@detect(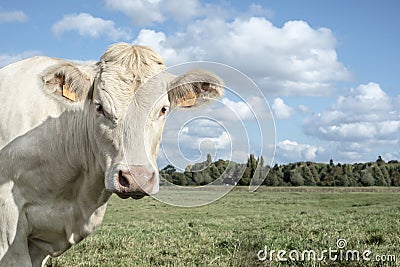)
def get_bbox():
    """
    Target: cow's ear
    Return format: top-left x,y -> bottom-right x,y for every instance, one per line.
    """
168,70 -> 224,109
42,63 -> 91,103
